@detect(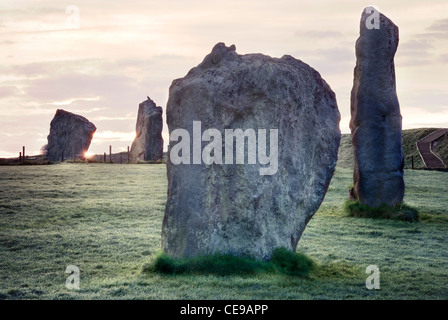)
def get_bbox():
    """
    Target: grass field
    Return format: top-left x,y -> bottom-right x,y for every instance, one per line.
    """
0,163 -> 447,300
